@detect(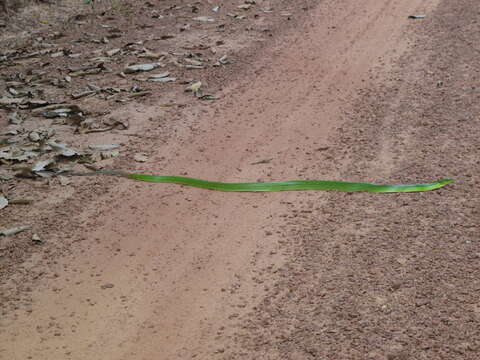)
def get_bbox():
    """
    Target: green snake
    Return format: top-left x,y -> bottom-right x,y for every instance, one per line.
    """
69,170 -> 453,193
